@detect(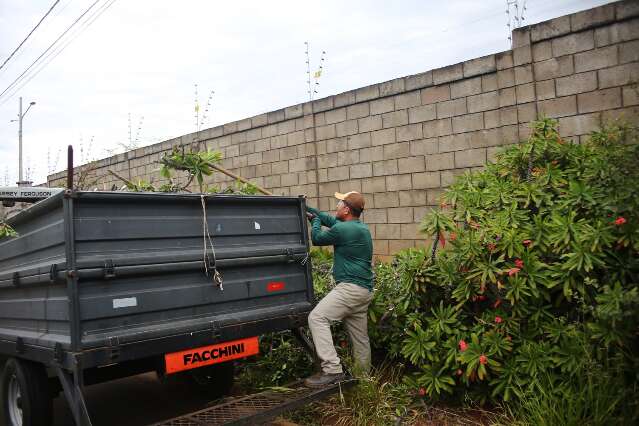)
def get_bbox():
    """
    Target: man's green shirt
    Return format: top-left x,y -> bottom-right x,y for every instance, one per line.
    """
307,207 -> 374,291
